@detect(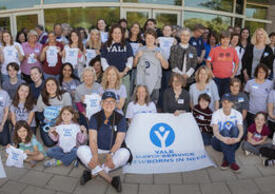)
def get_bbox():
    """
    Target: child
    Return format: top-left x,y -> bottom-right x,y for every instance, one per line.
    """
12,120 -> 45,167
2,62 -> 24,99
44,106 -> 87,167
10,83 -> 37,134
192,93 -> 213,145
242,112 -> 272,156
